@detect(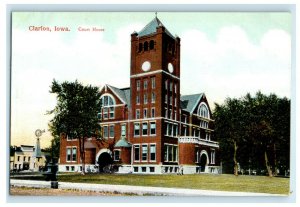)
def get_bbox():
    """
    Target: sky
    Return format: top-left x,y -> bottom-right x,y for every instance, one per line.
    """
11,12 -> 291,148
